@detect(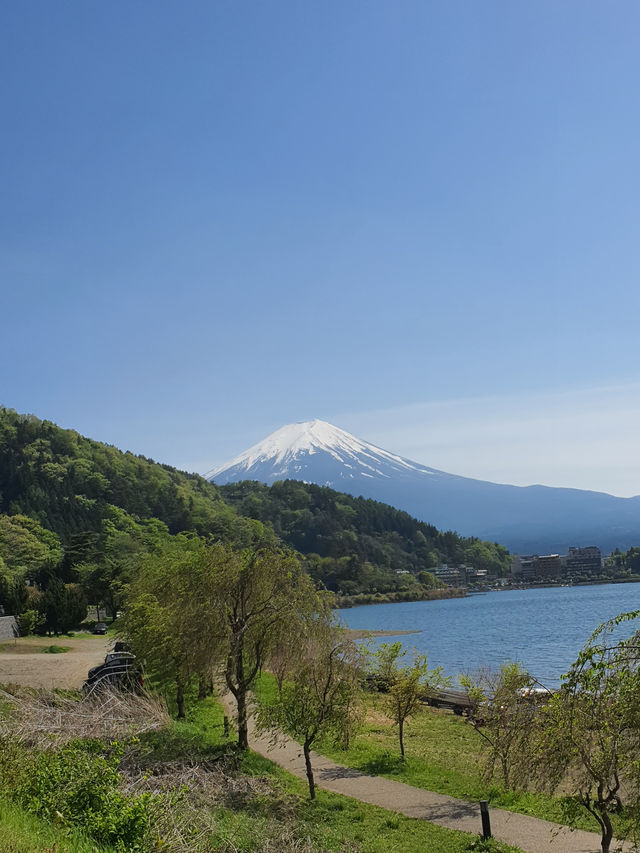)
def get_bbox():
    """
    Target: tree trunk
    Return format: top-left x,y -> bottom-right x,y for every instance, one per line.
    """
304,740 -> 316,800
236,687 -> 248,749
176,678 -> 185,719
501,755 -> 510,790
399,720 -> 405,759
198,673 -> 207,700
599,810 -> 613,853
